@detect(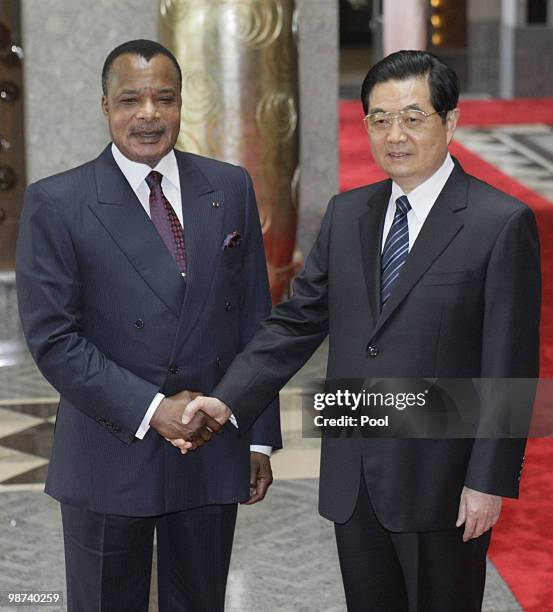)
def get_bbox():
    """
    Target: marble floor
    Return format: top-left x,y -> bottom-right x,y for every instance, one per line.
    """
455,123 -> 553,202
0,342 -> 523,611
